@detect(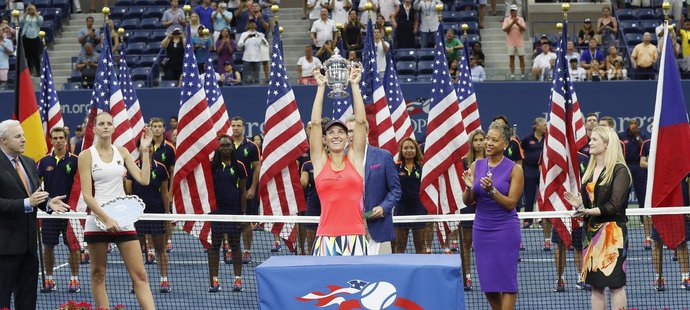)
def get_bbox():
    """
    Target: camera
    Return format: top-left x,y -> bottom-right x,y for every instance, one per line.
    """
172,29 -> 181,35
